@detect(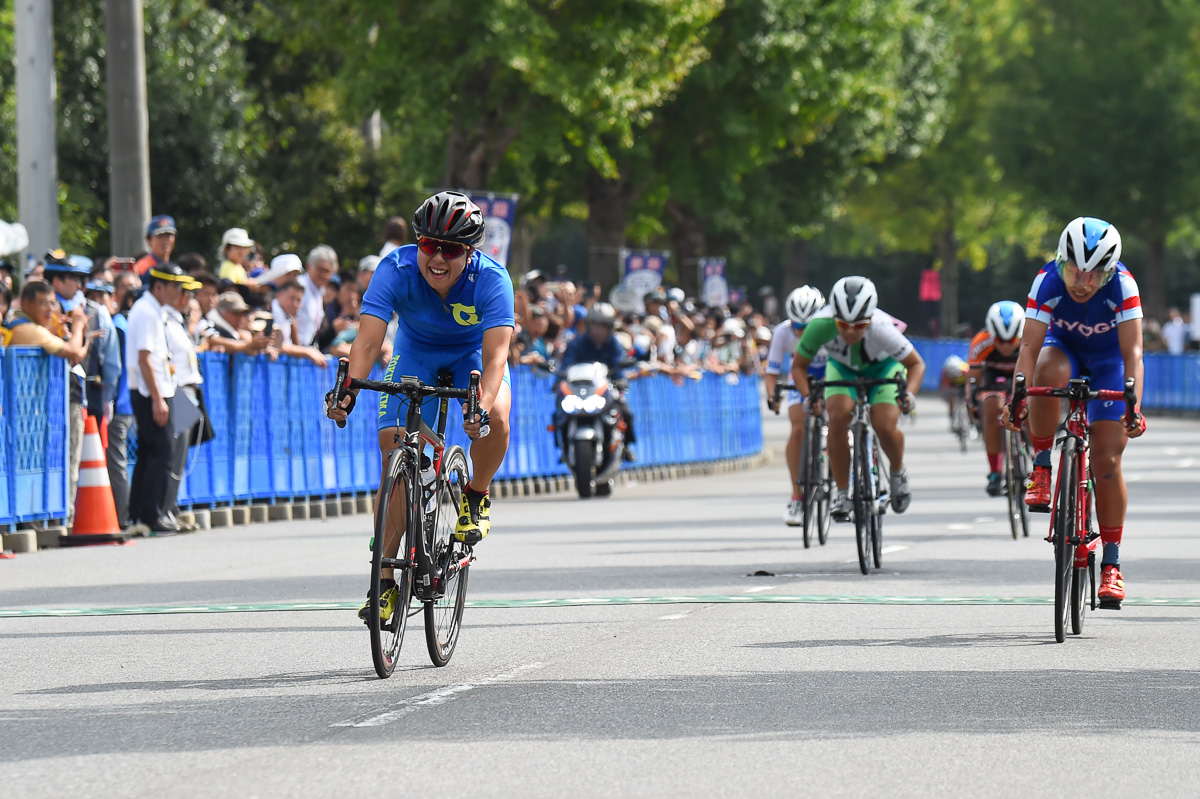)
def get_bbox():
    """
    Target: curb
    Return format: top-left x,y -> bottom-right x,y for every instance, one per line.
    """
27,449 -> 774,543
